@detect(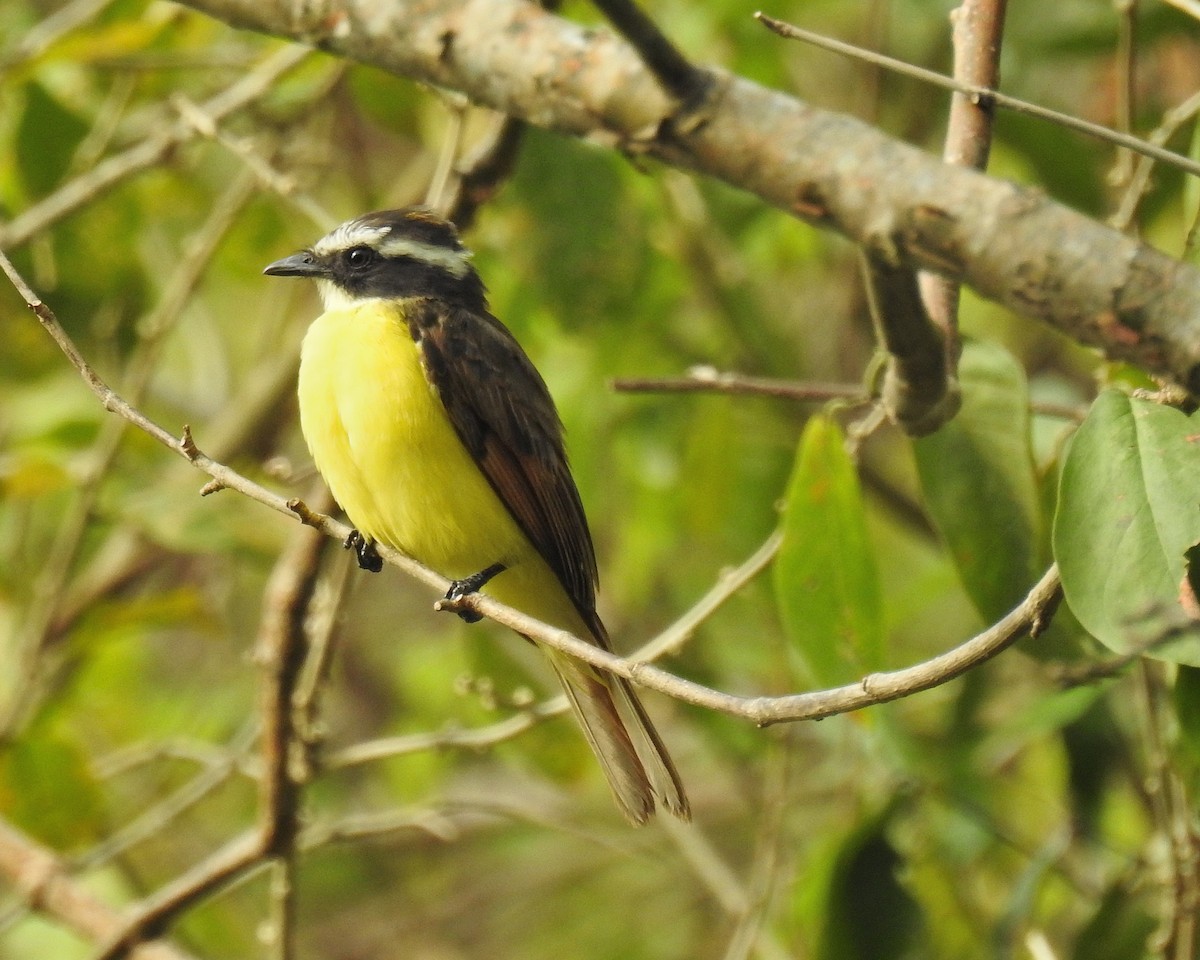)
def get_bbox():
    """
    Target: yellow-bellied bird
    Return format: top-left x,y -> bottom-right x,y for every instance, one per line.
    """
265,208 -> 688,824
